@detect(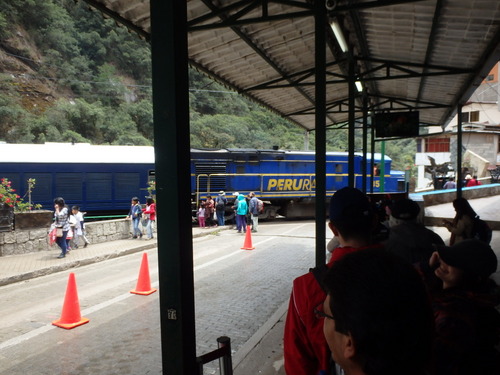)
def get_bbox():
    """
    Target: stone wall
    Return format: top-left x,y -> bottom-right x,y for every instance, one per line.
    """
0,219 -> 133,257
